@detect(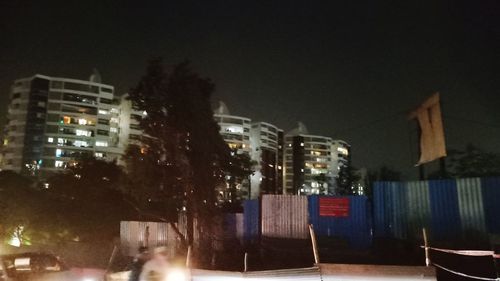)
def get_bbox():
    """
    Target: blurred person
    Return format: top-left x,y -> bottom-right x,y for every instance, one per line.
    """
139,247 -> 170,281
129,246 -> 150,281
